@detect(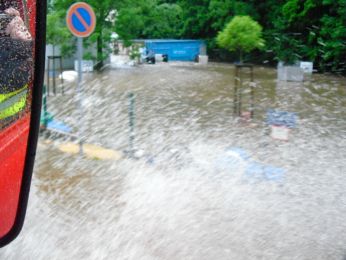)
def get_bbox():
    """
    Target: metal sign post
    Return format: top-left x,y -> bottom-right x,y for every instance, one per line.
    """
77,37 -> 83,154
66,2 -> 96,155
